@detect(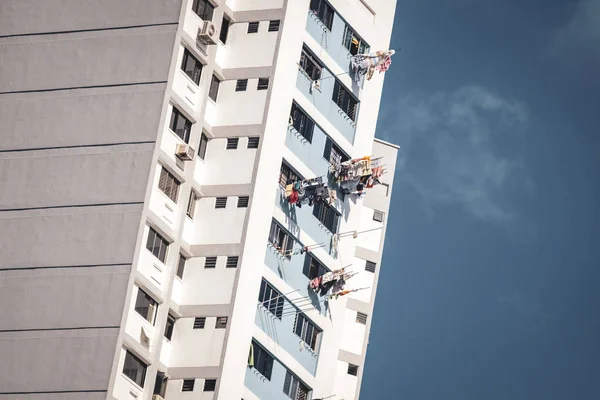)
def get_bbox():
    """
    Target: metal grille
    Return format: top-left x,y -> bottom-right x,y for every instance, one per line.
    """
182,379 -> 195,391
365,260 -> 376,273
215,197 -> 227,208
257,77 -> 269,90
237,196 -> 249,208
193,317 -> 206,329
226,138 -> 239,150
373,210 -> 385,222
215,317 -> 228,329
204,256 -> 217,268
247,137 -> 260,149
235,79 -> 248,91
347,364 -> 359,376
226,256 -> 238,268
247,21 -> 259,33
158,167 -> 180,203
356,312 -> 368,325
268,20 -> 280,32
